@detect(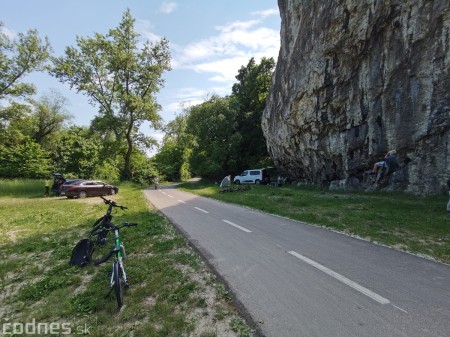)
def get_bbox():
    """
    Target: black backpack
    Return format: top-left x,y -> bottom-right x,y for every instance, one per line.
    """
69,239 -> 94,267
